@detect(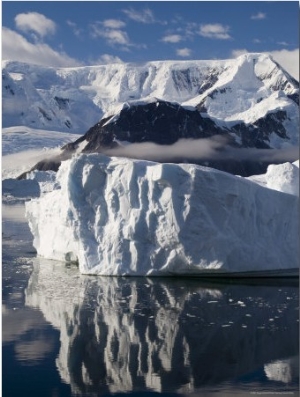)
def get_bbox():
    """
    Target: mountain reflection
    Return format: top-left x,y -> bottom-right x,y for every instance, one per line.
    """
25,259 -> 299,395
